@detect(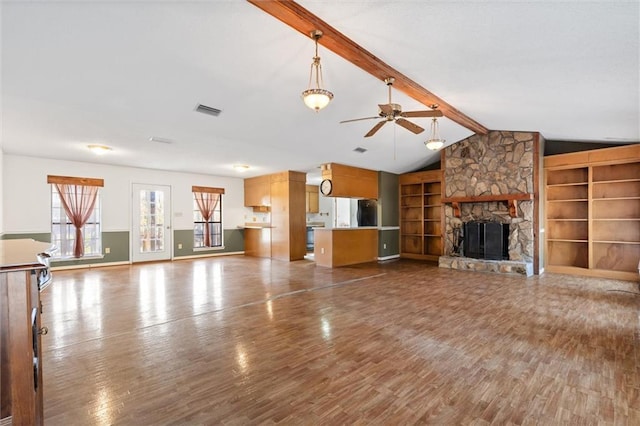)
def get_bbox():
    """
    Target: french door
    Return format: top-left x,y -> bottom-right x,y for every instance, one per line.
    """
132,184 -> 172,263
